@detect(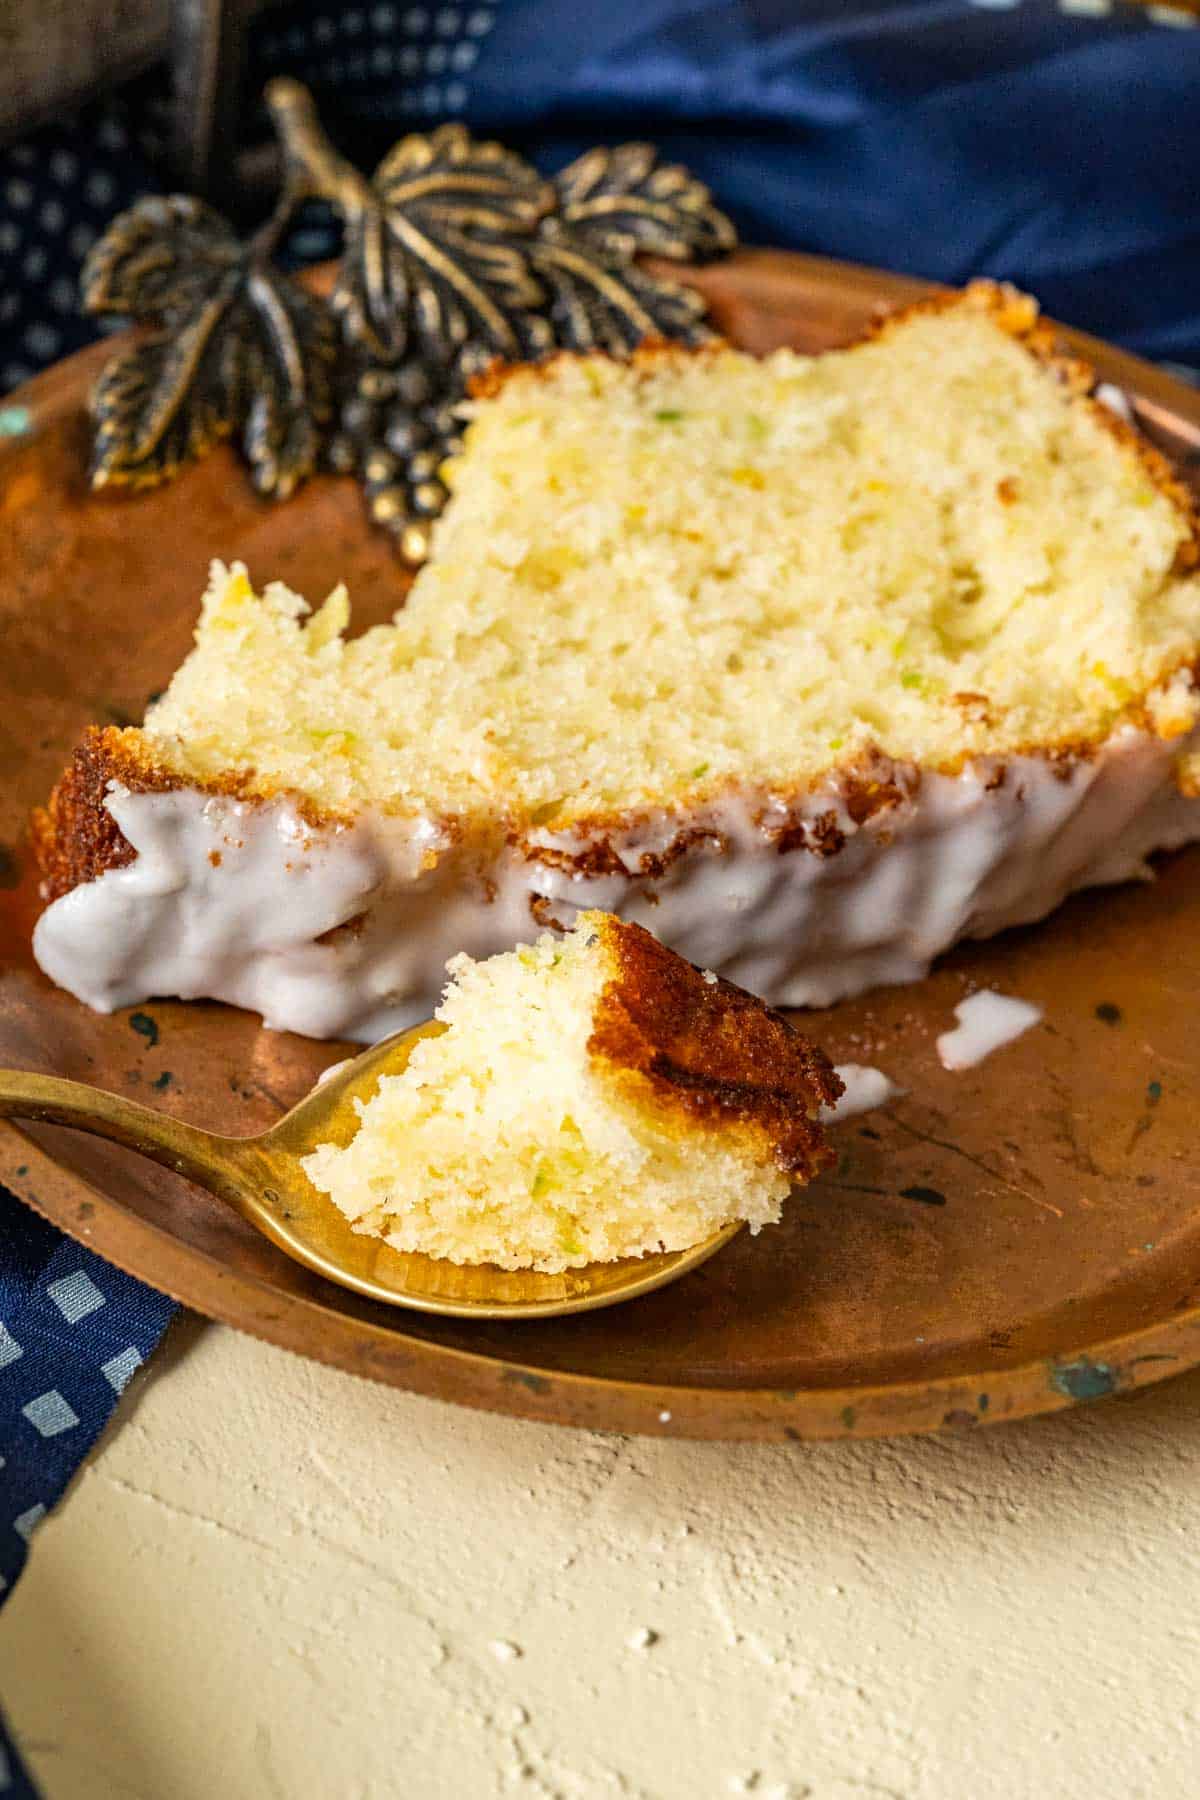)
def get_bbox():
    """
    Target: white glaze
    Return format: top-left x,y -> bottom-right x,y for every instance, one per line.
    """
315,1058 -> 354,1087
33,726 -> 1200,1041
820,1065 -> 905,1124
937,991 -> 1043,1071
1095,381 -> 1134,424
